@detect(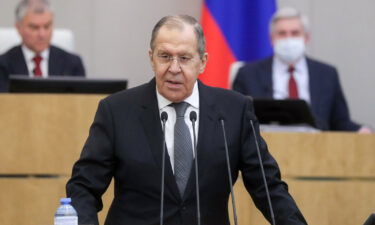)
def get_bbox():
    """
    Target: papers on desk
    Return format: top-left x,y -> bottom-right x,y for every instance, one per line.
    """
260,124 -> 321,133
